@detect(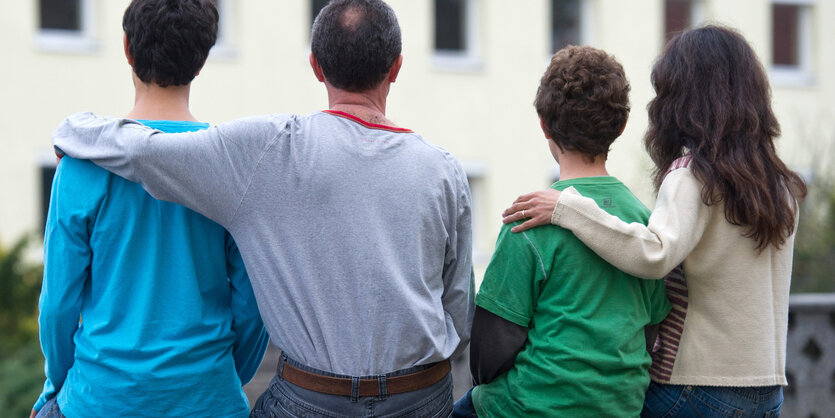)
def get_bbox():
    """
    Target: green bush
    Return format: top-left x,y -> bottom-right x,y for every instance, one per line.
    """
792,182 -> 835,293
0,340 -> 44,415
0,234 -> 45,417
